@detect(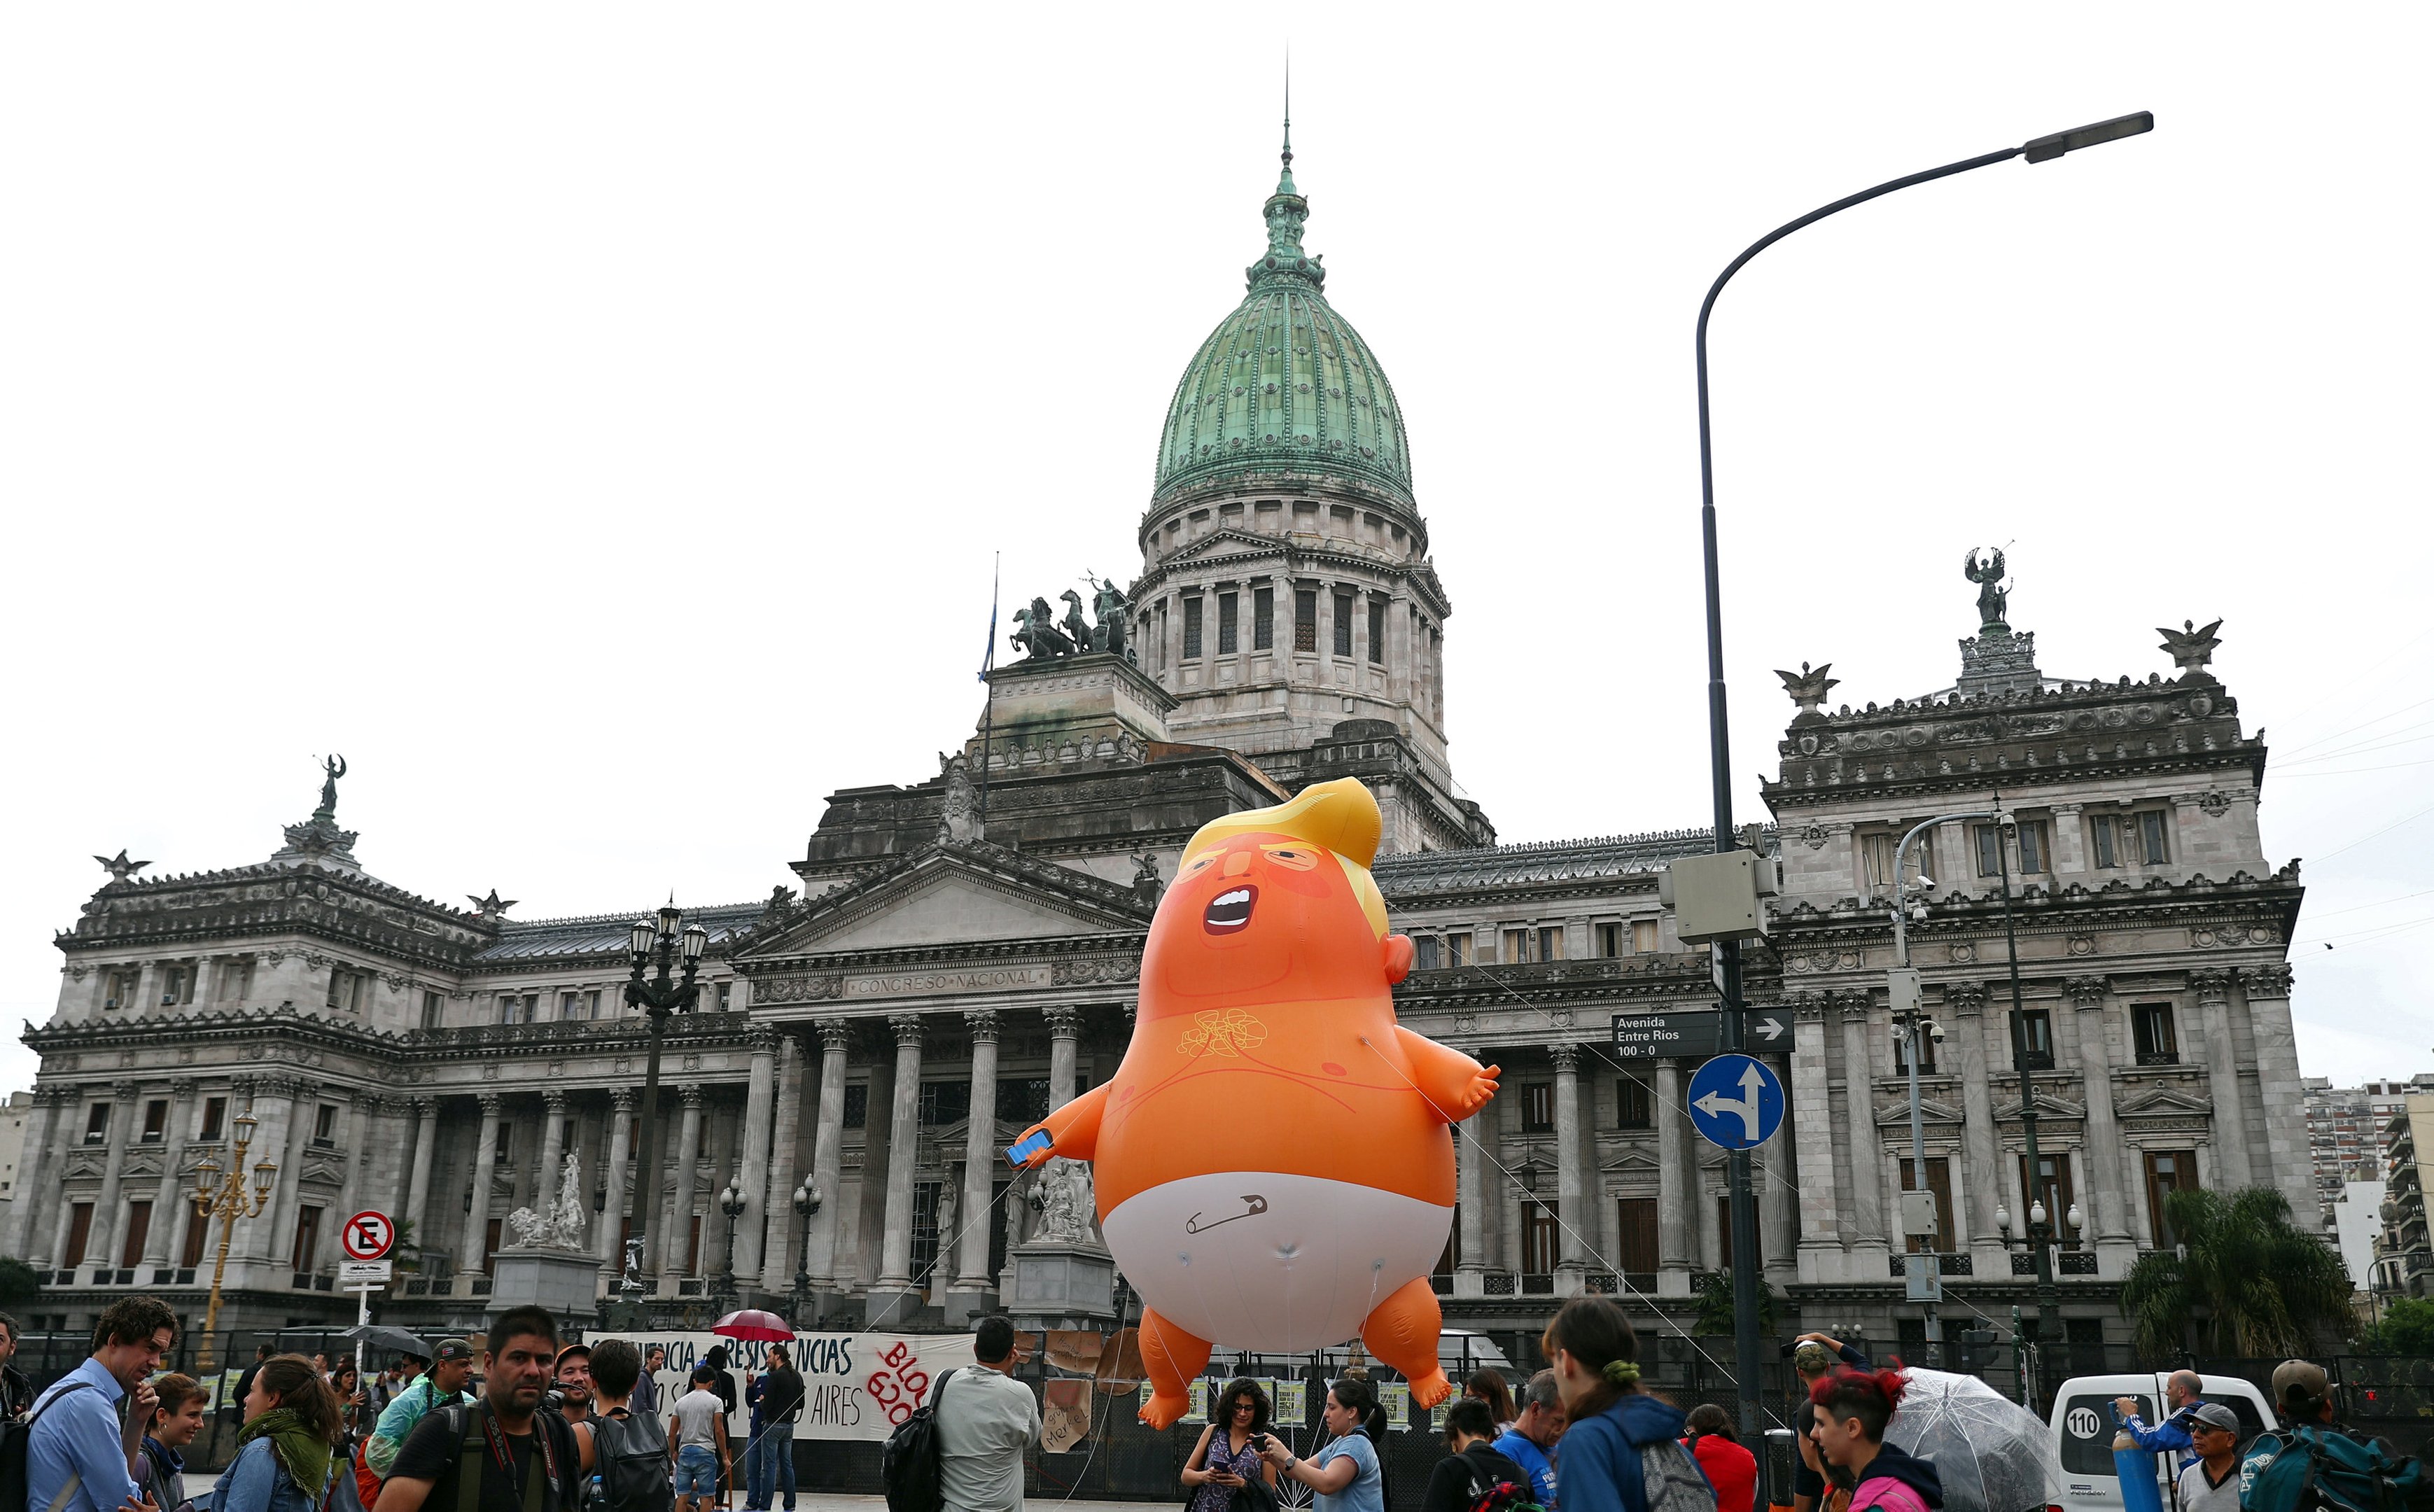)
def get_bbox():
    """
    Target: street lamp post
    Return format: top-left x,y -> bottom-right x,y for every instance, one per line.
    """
617,899 -> 709,1328
1996,1197 -> 2084,1404
715,1176 -> 746,1312
1692,110 -> 2151,1433
790,1178 -> 823,1326
190,1109 -> 279,1373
